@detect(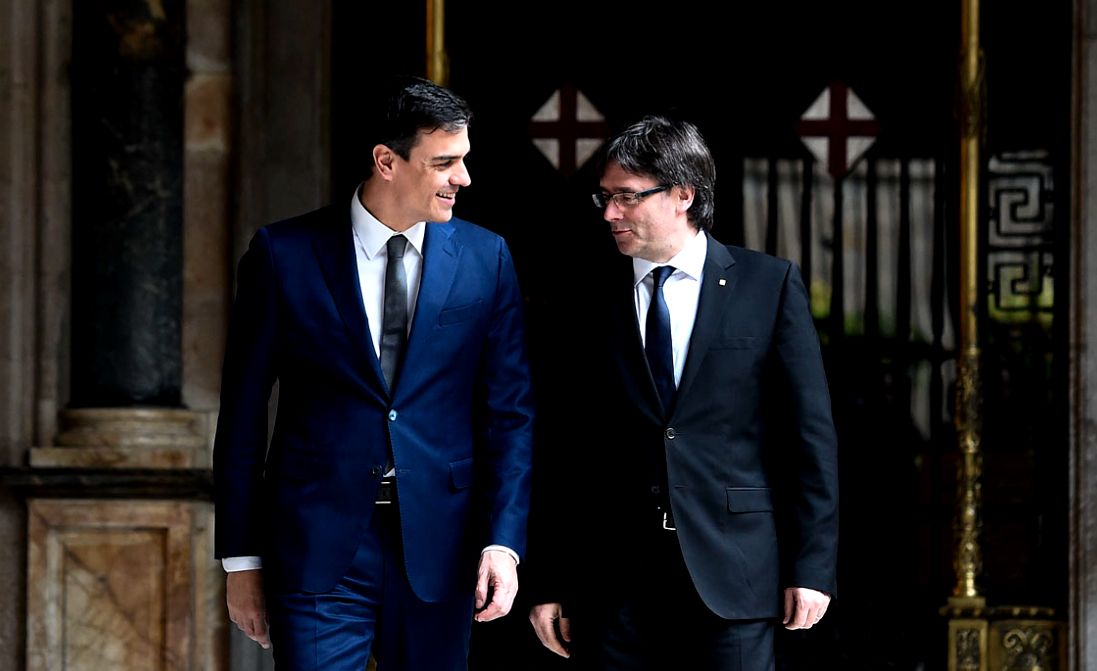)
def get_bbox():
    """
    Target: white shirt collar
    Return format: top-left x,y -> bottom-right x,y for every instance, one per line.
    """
632,229 -> 708,287
350,186 -> 426,259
